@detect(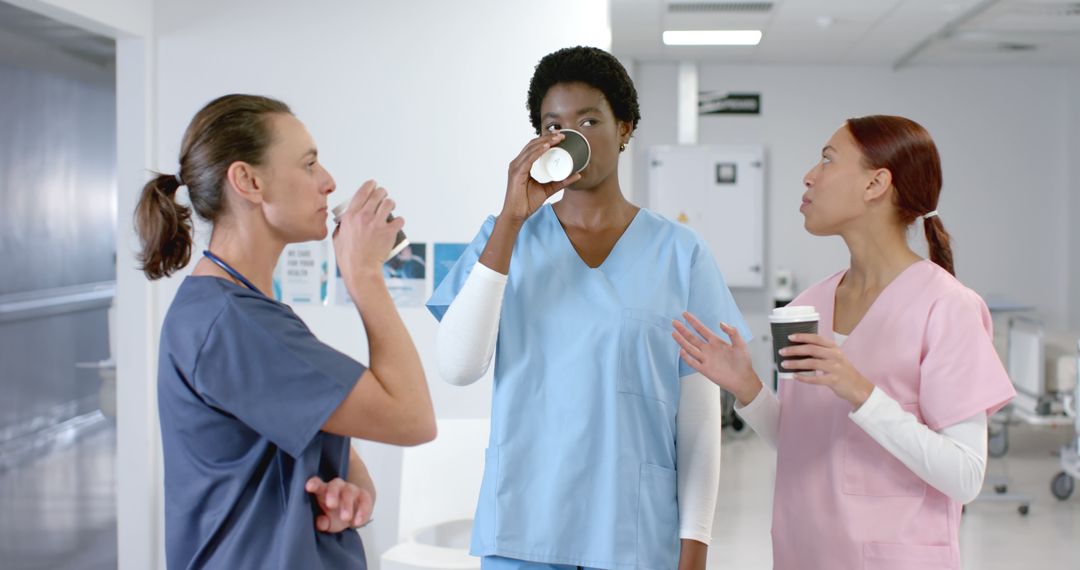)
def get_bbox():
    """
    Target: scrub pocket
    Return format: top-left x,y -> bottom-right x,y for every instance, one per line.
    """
863,542 -> 955,569
617,308 -> 680,407
842,402 -> 927,497
636,463 -> 679,570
